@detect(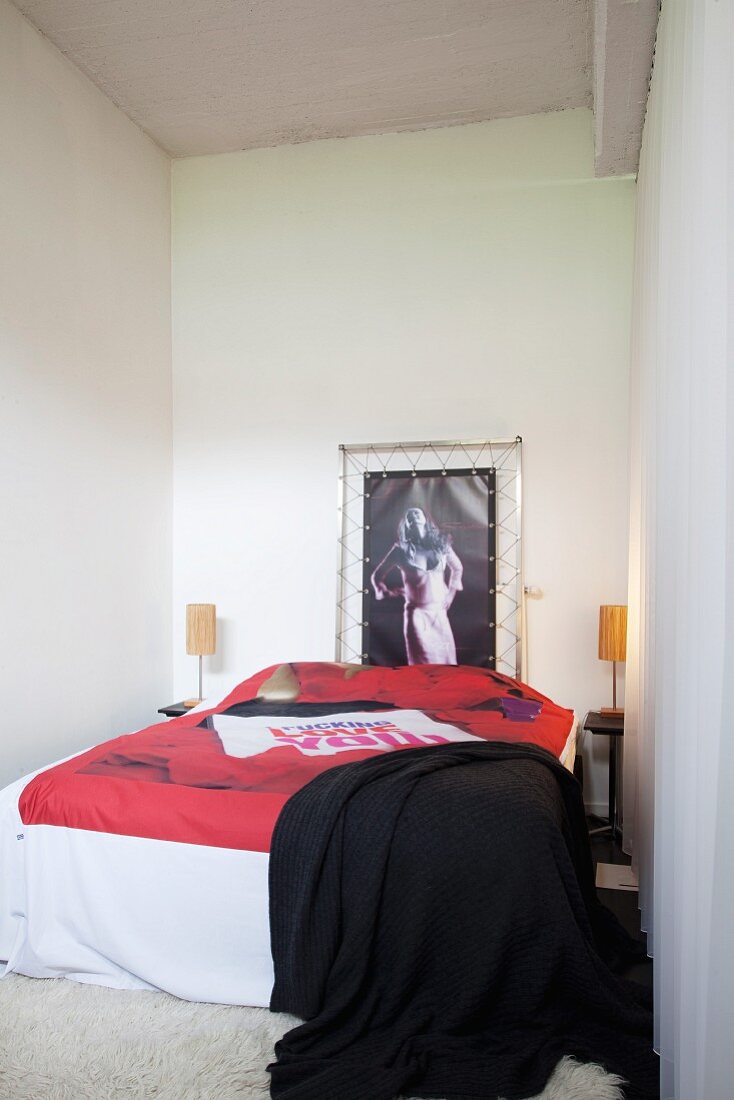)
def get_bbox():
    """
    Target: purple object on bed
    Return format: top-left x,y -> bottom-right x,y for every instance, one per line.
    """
500,696 -> 542,722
